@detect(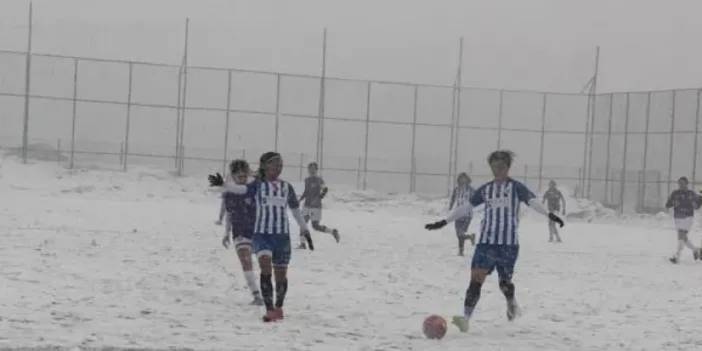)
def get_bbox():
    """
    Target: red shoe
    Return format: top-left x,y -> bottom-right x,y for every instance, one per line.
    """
262,308 -> 284,322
